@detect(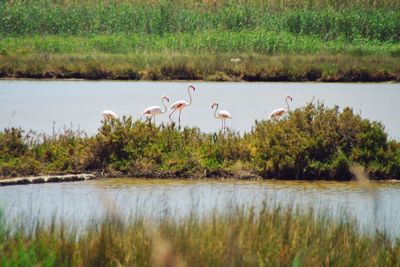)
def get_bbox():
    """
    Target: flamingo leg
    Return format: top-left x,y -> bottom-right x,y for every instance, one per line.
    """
178,109 -> 182,128
153,115 -> 156,125
223,119 -> 226,132
169,108 -> 177,123
221,119 -> 223,131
